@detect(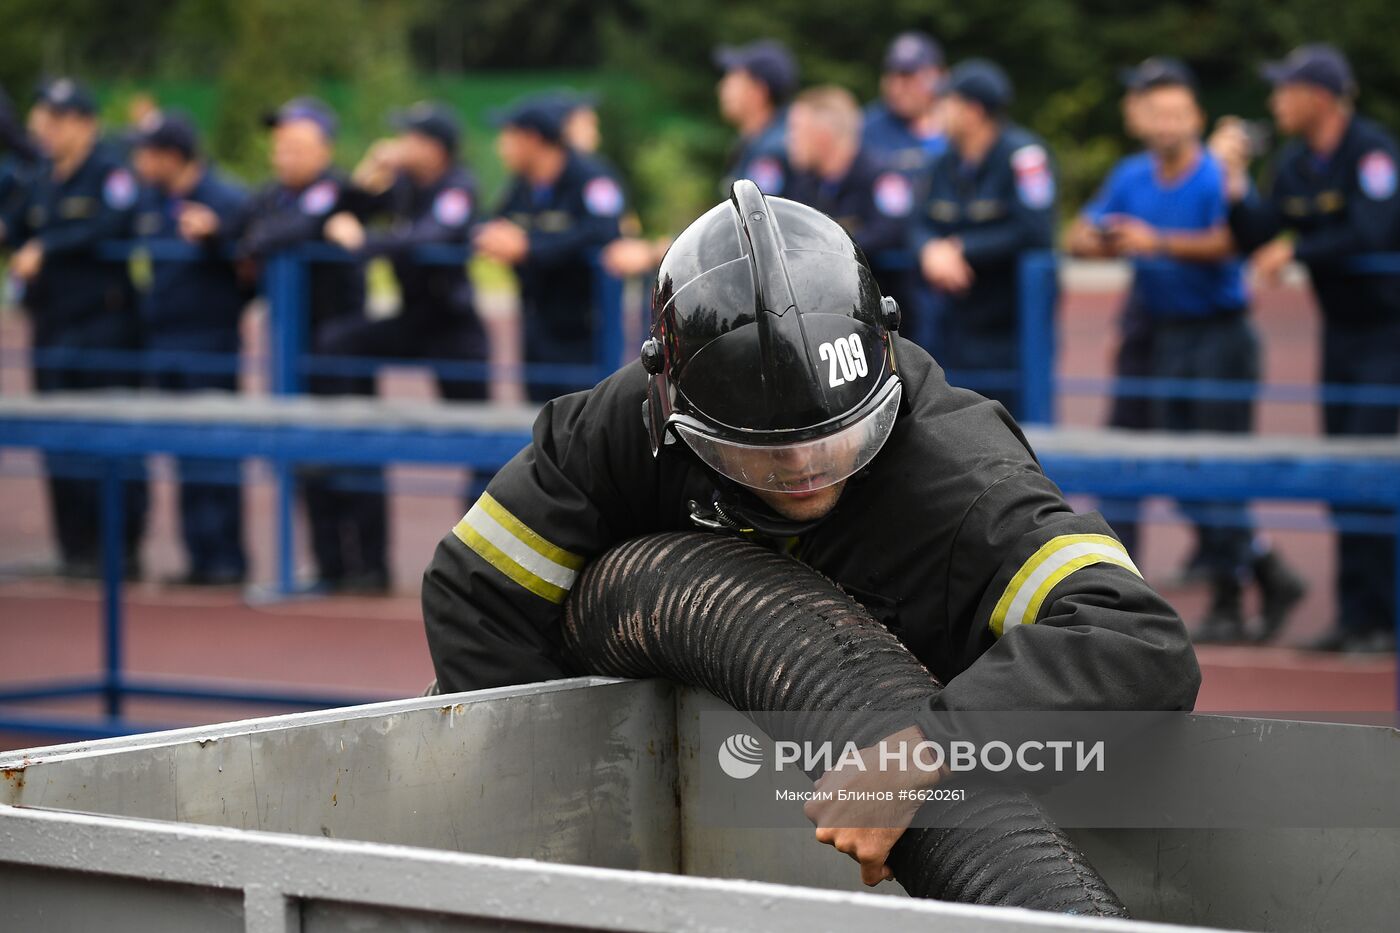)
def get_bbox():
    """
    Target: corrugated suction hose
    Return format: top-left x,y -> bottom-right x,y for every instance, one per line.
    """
563,531 -> 1129,916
